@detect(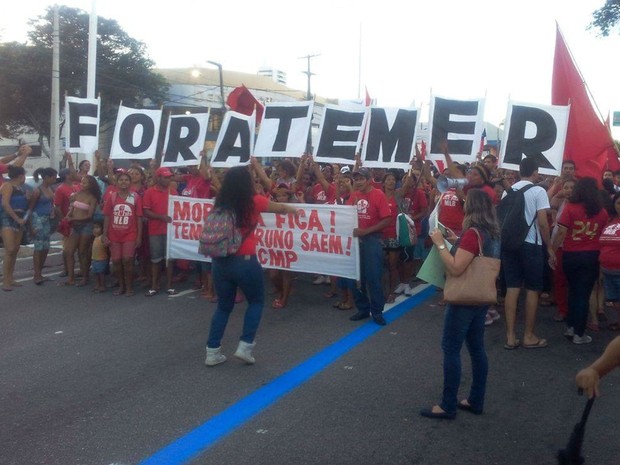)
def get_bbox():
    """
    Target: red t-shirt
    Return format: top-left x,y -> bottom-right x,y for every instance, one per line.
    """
54,183 -> 78,216
382,194 -> 399,240
237,194 -> 270,256
143,185 -> 170,236
347,187 -> 391,230
465,184 -> 497,204
180,174 -> 212,199
557,202 -> 609,252
438,189 -> 464,234
103,191 -> 143,242
404,188 -> 428,236
456,228 -> 481,255
311,182 -> 336,204
599,219 -> 620,270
